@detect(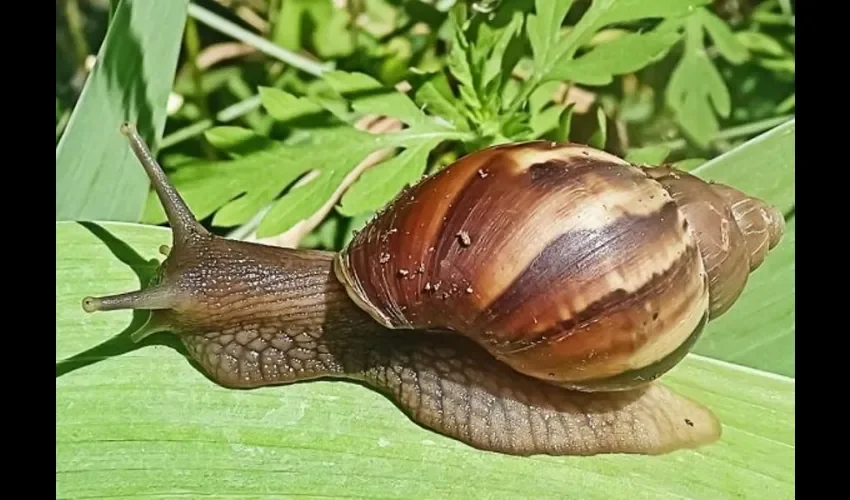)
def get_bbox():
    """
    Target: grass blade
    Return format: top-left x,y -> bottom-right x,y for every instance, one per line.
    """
56,0 -> 189,222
